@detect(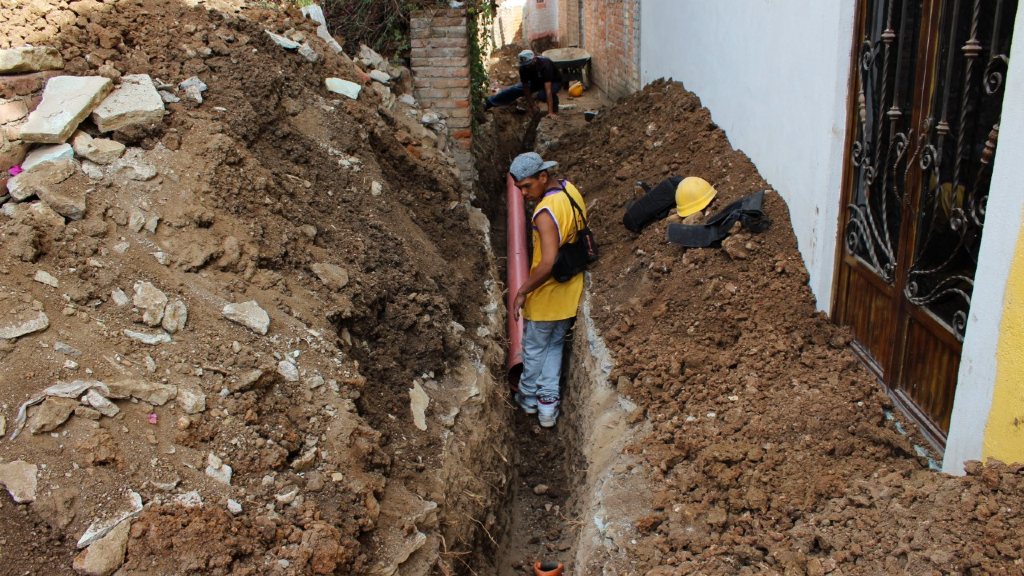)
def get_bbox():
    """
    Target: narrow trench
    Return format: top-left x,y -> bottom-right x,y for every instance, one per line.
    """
471,114 -> 600,576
